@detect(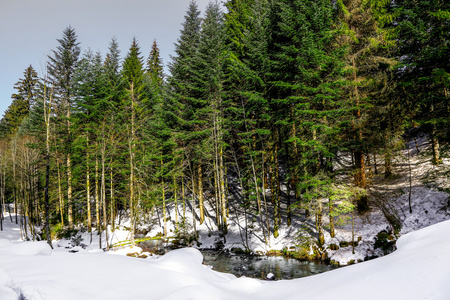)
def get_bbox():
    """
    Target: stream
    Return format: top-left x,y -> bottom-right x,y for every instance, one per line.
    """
201,250 -> 335,280
139,240 -> 336,280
